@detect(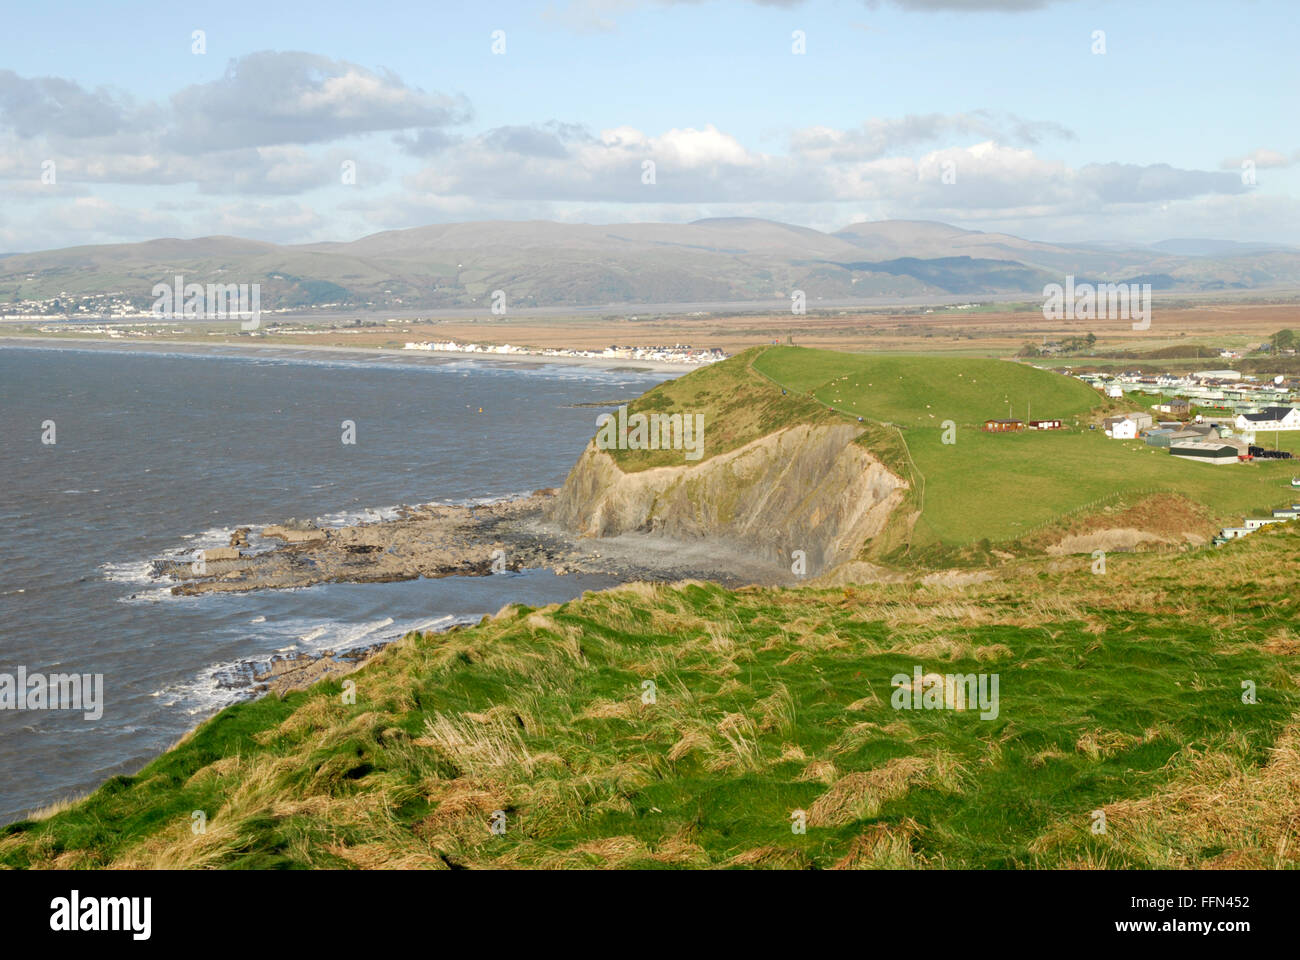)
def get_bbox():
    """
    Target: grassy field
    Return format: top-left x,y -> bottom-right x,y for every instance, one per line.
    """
752,346 -> 1105,426
5,526 -> 1299,869
902,428 -> 1298,546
